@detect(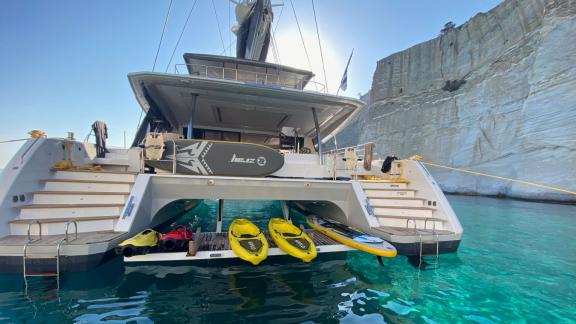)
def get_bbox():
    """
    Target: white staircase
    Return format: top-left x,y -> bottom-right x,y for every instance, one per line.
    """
360,179 -> 446,230
9,169 -> 136,236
